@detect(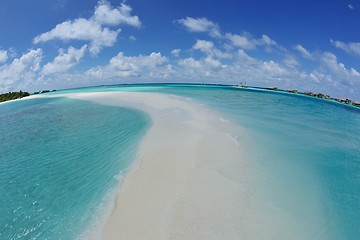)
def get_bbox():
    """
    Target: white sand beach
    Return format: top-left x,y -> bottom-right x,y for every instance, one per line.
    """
29,91 -> 309,239
65,91 -> 263,239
